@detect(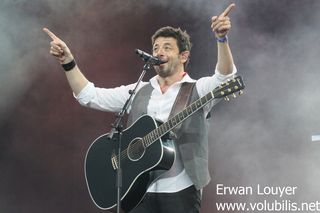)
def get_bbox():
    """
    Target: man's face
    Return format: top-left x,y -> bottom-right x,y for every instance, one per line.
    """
152,37 -> 184,78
